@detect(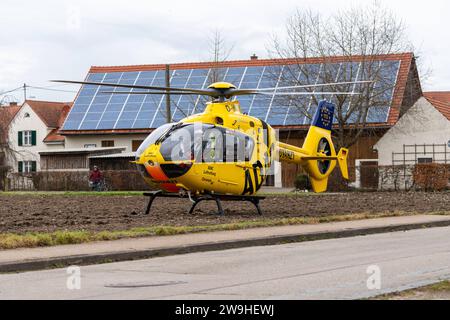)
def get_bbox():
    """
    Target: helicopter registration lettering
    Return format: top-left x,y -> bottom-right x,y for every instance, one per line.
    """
279,149 -> 294,161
